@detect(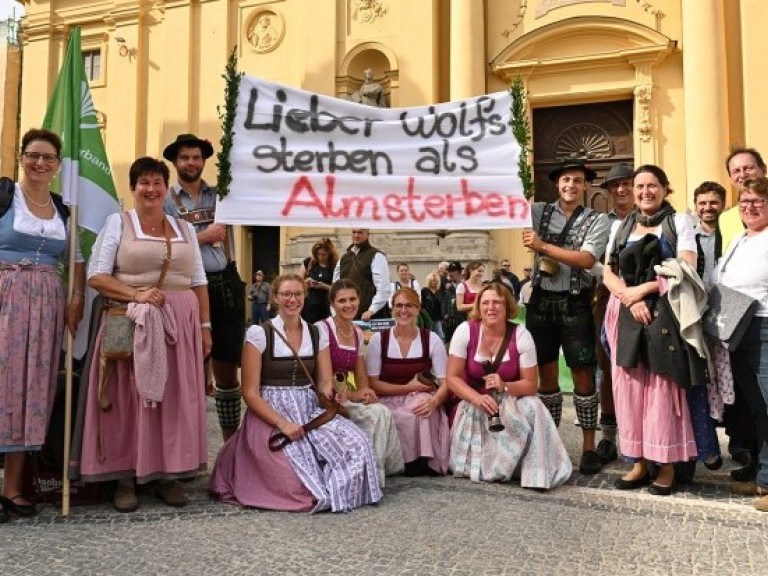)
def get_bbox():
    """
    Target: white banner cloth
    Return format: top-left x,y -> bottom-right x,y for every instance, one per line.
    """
216,75 -> 530,229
